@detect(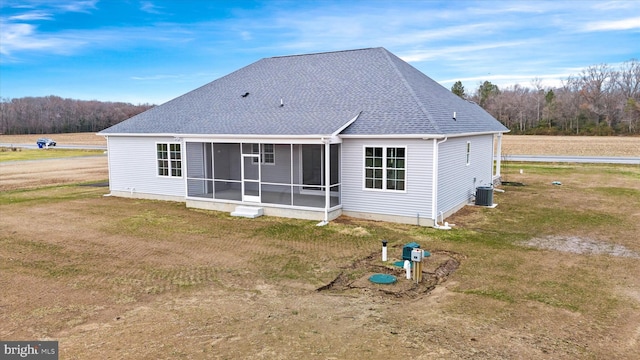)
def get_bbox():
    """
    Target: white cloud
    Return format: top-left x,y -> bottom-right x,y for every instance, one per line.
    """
131,74 -> 180,81
0,22 -> 86,57
8,11 -> 53,21
582,17 -> 640,32
131,72 -> 218,81
442,73 -> 569,85
399,41 -> 526,62
140,1 -> 162,15
591,1 -> 638,10
58,0 -> 98,13
0,0 -> 101,58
